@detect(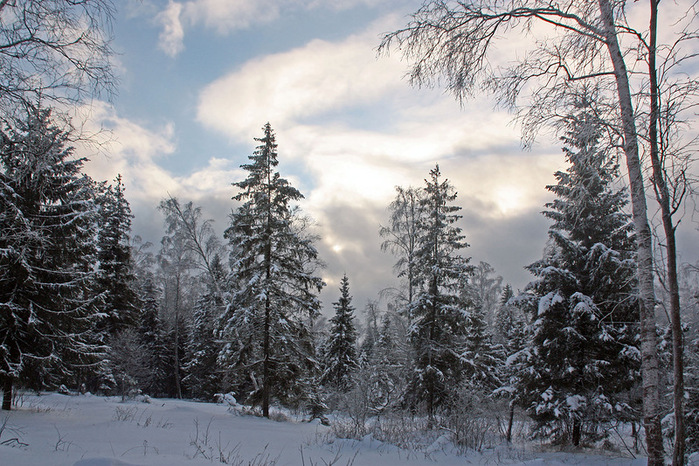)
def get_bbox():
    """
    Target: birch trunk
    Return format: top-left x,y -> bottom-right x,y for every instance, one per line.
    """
598,0 -> 664,463
648,3 -> 685,464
